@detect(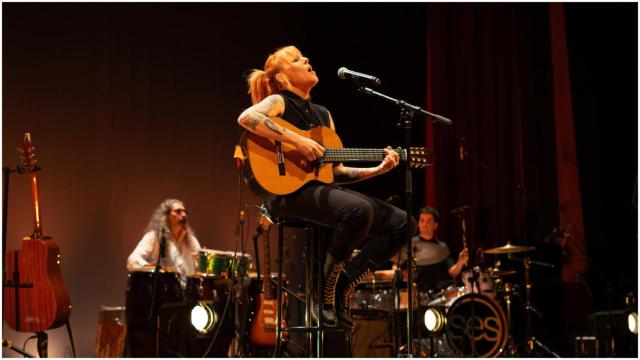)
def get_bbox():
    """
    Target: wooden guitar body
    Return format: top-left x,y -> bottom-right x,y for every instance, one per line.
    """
4,236 -> 71,332
242,120 -> 340,198
248,295 -> 286,347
